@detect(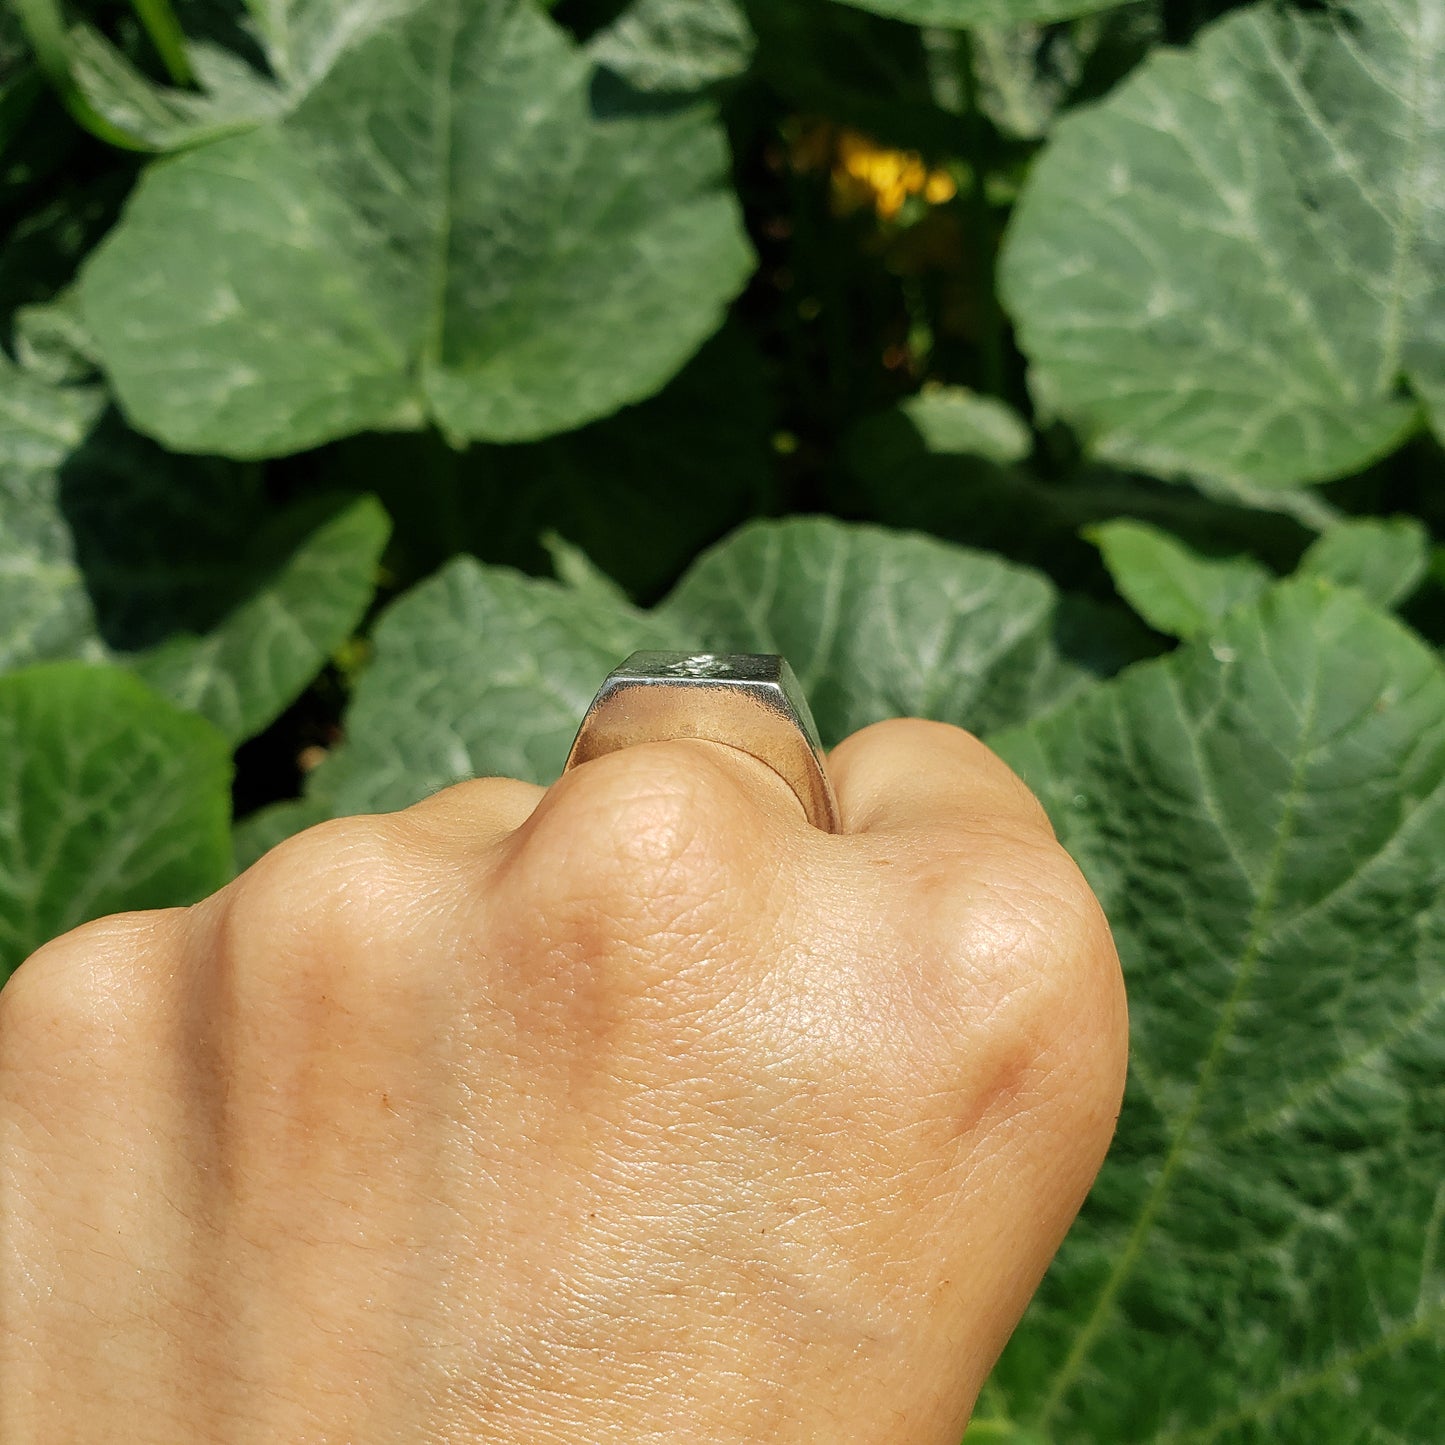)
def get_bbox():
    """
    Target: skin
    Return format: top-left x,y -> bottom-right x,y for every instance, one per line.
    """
0,719 -> 1127,1444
